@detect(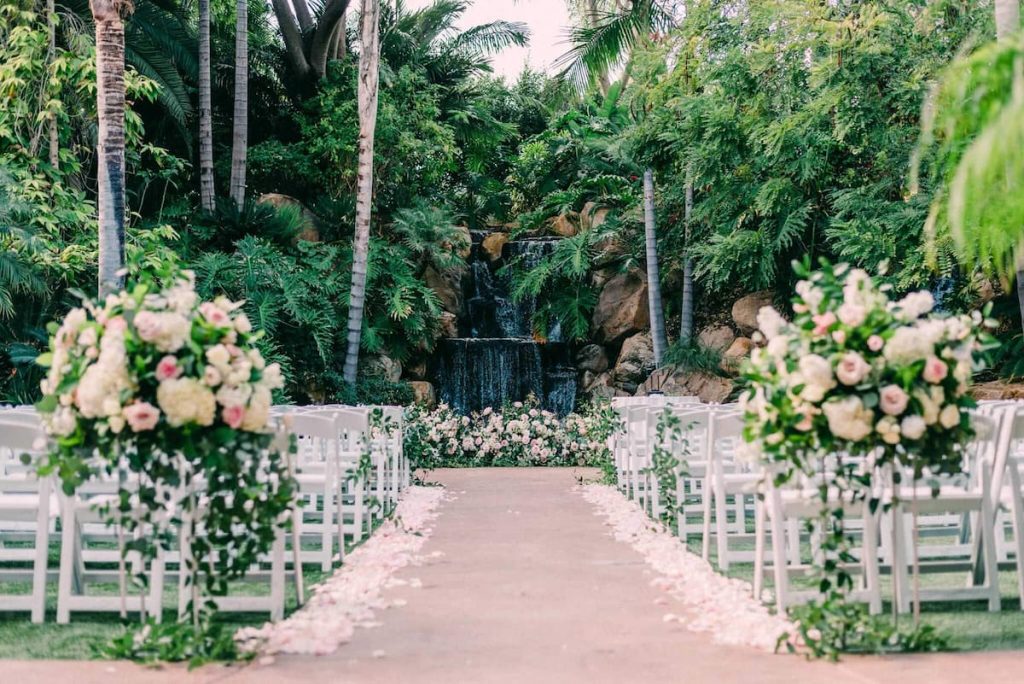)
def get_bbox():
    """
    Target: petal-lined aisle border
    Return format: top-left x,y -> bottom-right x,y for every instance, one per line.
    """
237,485 -> 449,656
579,484 -> 794,652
